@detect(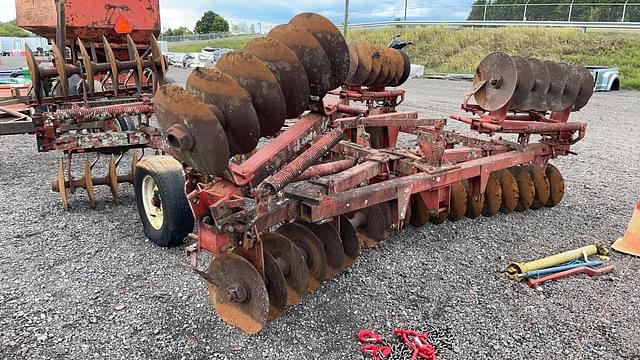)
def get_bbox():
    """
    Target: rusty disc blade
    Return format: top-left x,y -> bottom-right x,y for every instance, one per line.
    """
545,163 -> 565,207
510,56 -> 534,109
473,52 -> 517,111
57,160 -> 68,210
299,221 -> 345,278
51,44 -> 69,99
527,165 -> 551,210
448,182 -> 468,222
126,35 -> 144,94
559,64 -> 581,111
268,24 -> 332,98
243,37 -> 310,119
346,43 -> 373,86
496,169 -> 519,214
482,173 -> 502,217
379,47 -> 402,87
525,58 -> 550,111
277,223 -> 328,292
573,66 -> 594,111
392,50 -> 411,87
263,250 -> 287,321
463,180 -> 485,219
102,36 -> 120,97
154,85 -> 230,176
365,47 -> 382,86
186,67 -> 260,155
545,60 -> 568,112
149,34 -> 167,85
262,232 -> 309,305
216,51 -> 287,137
108,157 -> 119,202
25,46 -> 43,103
339,215 -> 359,267
289,13 -> 350,89
510,166 -> 535,212
346,44 -> 360,85
207,253 -> 269,335
371,47 -> 393,87
77,39 -> 95,95
349,204 -> 389,248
